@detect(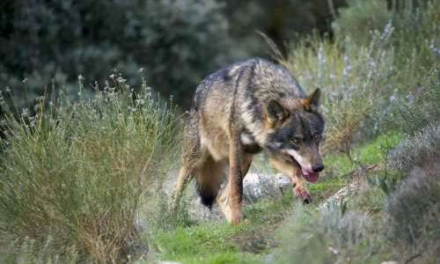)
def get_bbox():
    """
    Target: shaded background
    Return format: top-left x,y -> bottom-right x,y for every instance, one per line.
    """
1,0 -> 420,109
0,0 -> 349,110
